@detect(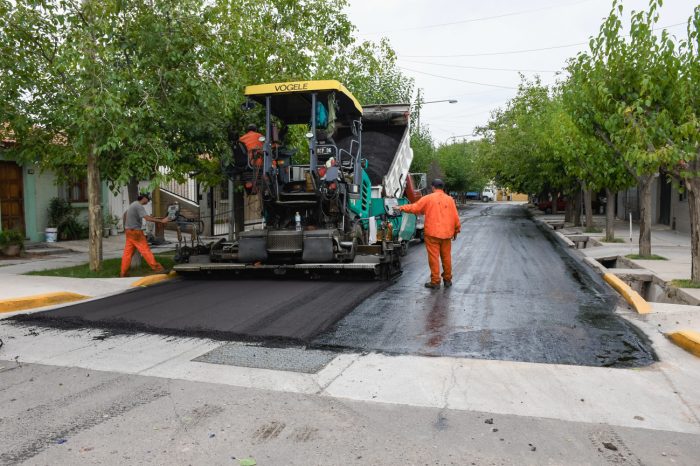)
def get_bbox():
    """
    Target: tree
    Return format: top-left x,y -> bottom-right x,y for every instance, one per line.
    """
669,6 -> 700,280
1,0 -> 401,271
565,0 -> 681,256
435,141 -> 489,192
0,0 -> 236,270
475,79 -> 578,207
553,91 -> 635,236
